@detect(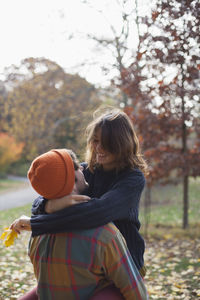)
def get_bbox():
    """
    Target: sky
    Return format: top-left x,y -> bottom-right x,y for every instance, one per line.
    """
0,0 -> 150,86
